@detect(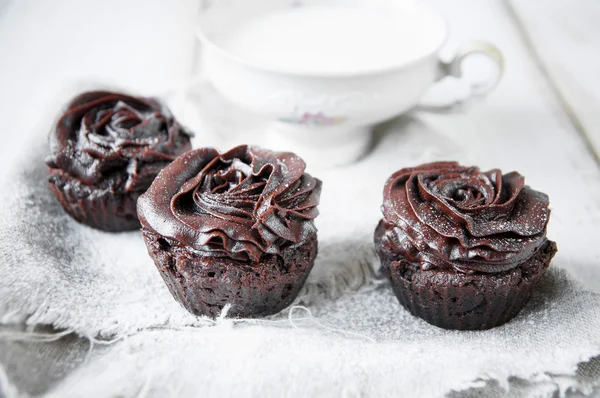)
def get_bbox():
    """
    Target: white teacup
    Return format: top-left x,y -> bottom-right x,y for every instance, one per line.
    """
196,0 -> 503,166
